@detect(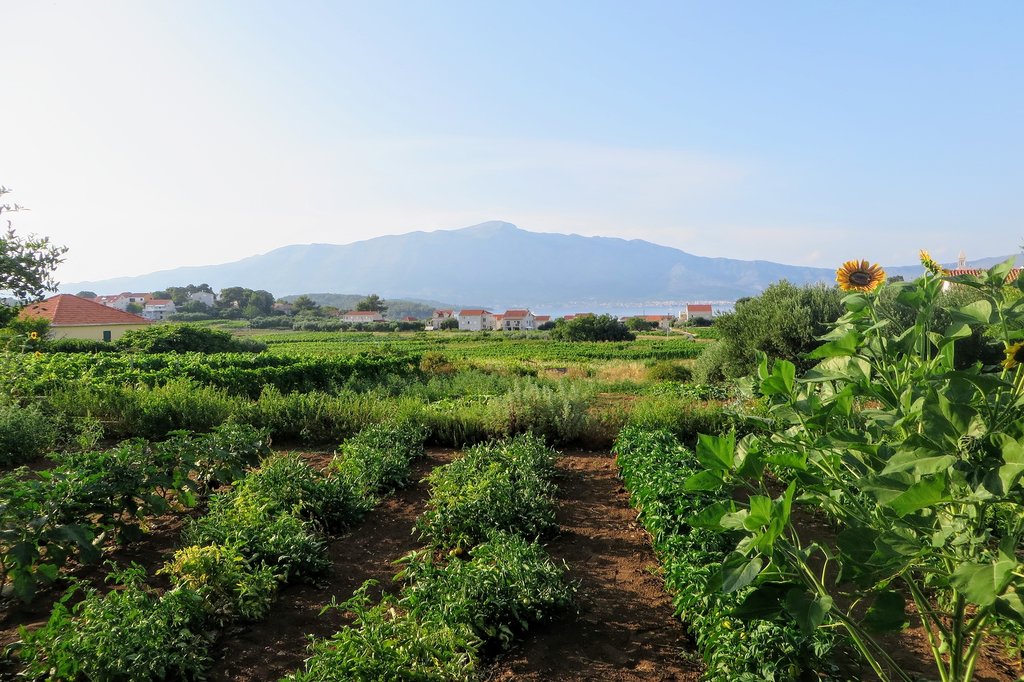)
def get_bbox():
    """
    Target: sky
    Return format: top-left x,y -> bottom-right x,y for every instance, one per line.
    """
2,1 -> 1022,285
